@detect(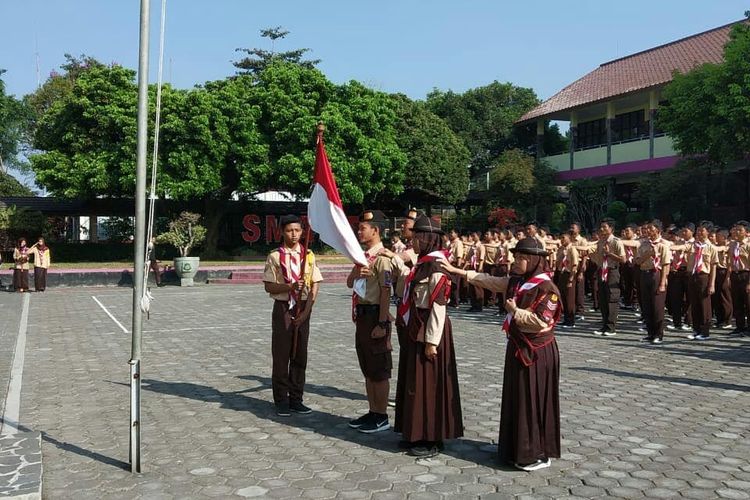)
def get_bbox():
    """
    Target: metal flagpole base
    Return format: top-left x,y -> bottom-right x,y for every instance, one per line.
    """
129,359 -> 141,473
